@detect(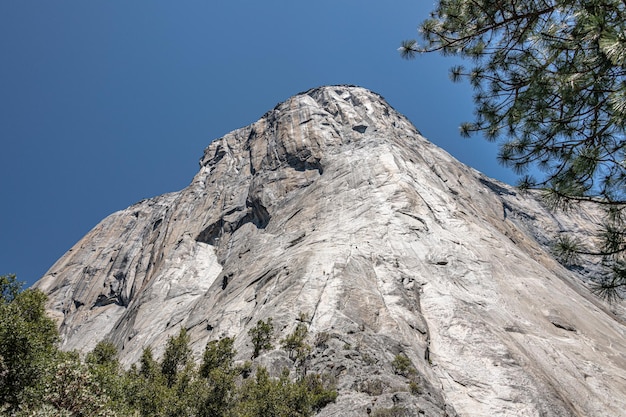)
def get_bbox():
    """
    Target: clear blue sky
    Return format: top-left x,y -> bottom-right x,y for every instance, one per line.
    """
1,1 -> 520,288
